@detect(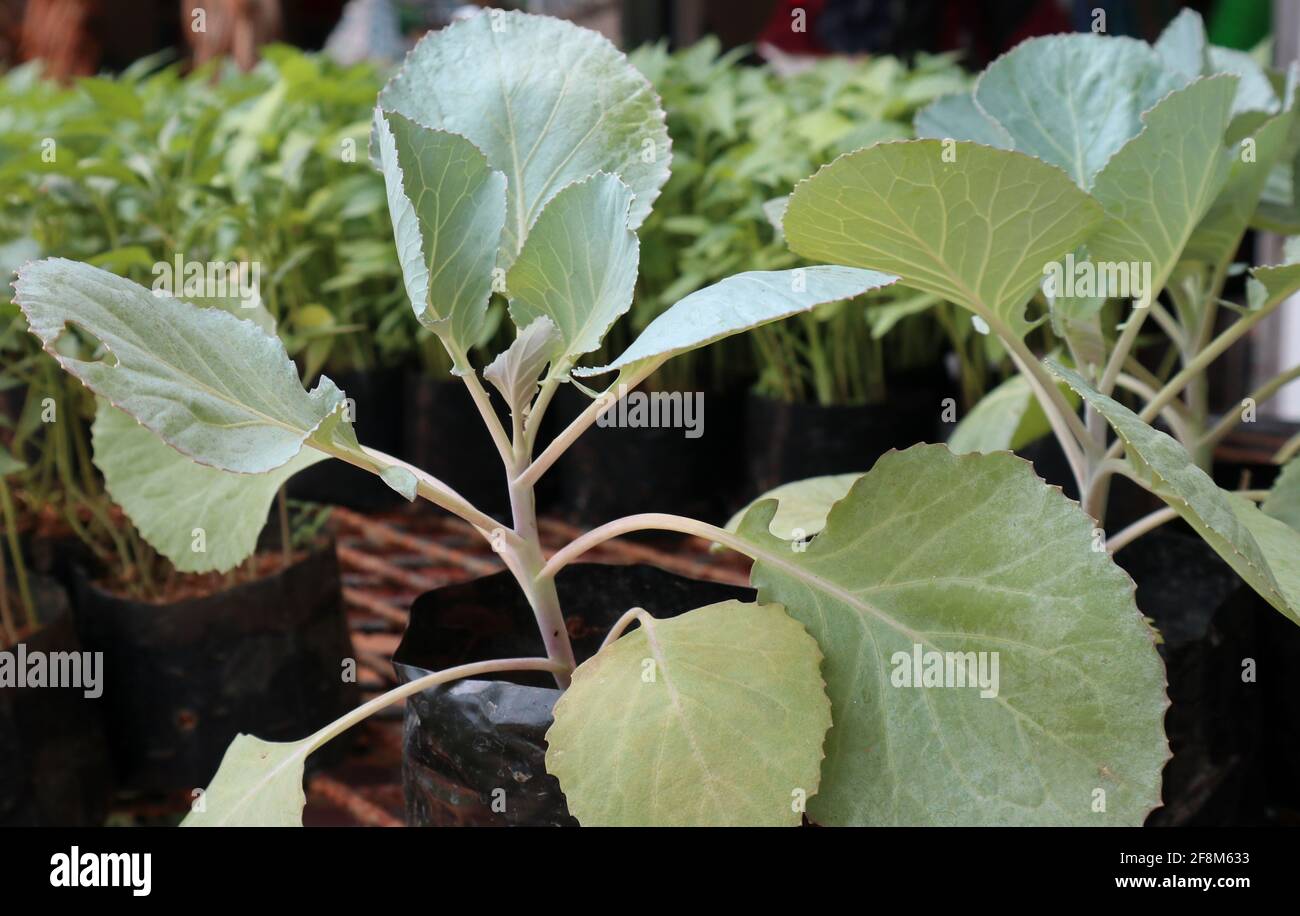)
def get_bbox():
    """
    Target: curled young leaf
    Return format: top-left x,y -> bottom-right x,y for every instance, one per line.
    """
483,316 -> 561,416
